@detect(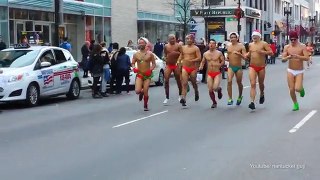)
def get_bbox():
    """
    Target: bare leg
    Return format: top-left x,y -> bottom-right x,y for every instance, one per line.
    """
249,68 -> 257,102
164,67 -> 172,100
227,68 -> 235,100
135,77 -> 144,101
235,70 -> 243,98
207,76 -> 216,107
287,72 -> 297,103
258,69 -> 266,104
173,67 -> 182,96
143,79 -> 151,111
190,70 -> 199,101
